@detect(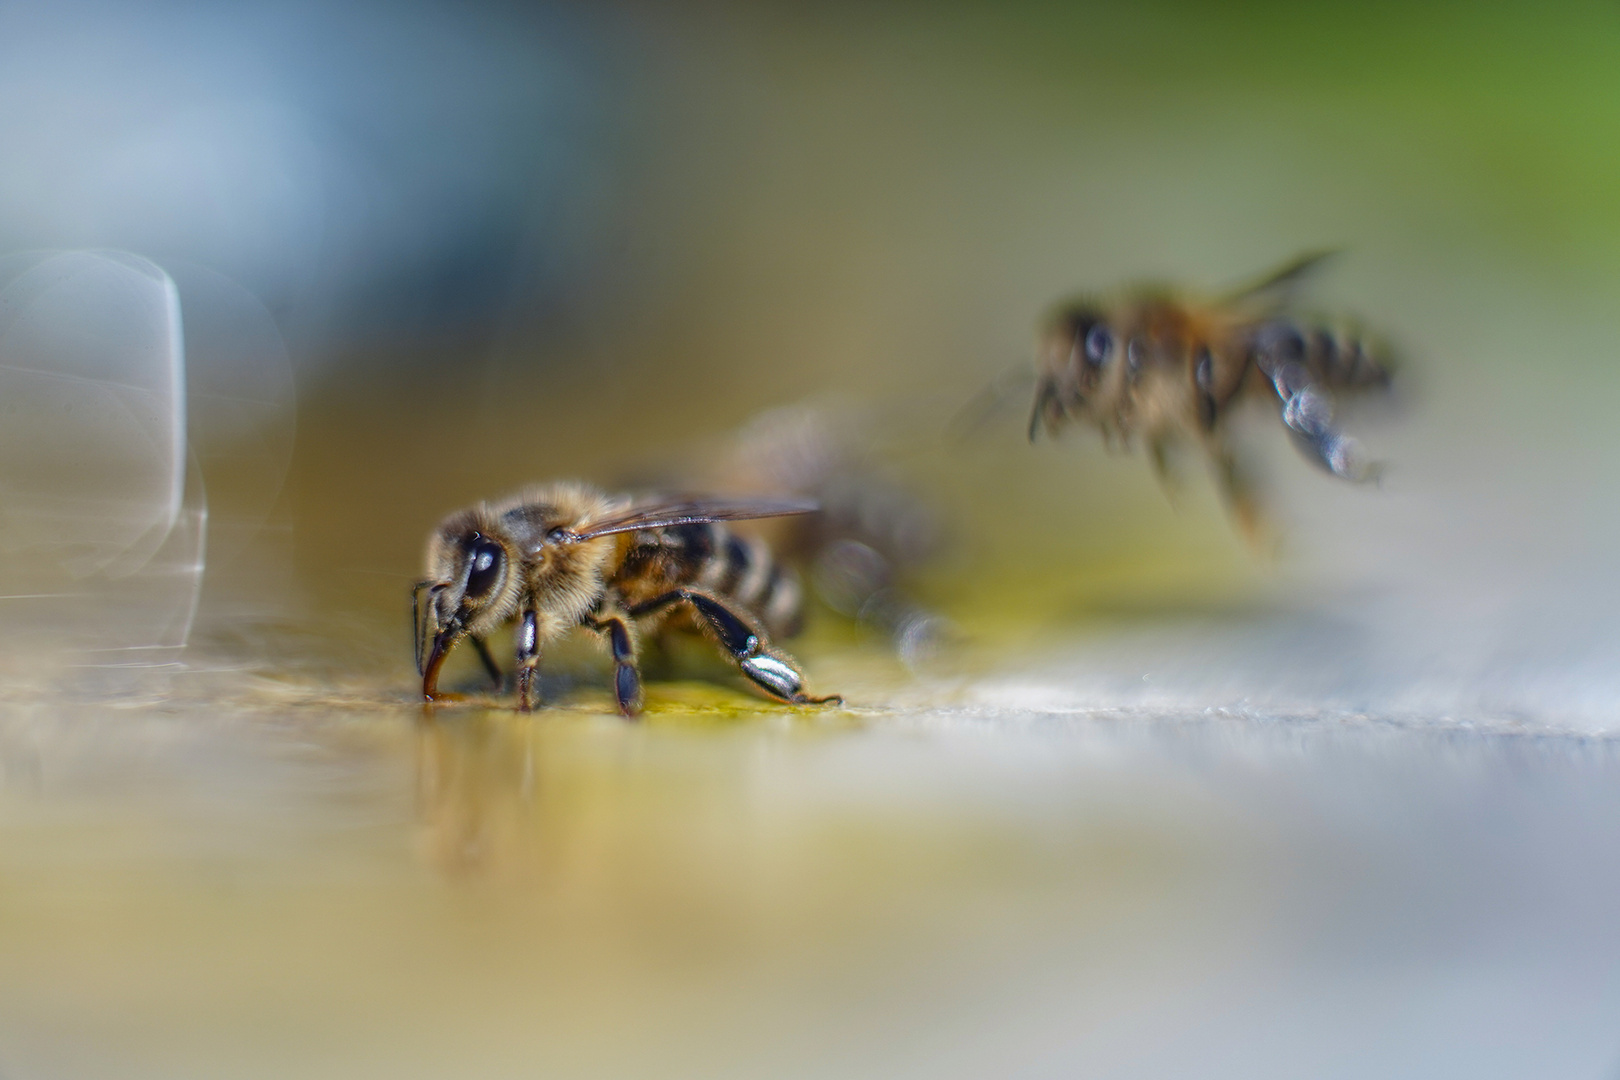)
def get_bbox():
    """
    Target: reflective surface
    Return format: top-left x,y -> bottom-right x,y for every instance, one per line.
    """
1,660 -> 1619,1079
